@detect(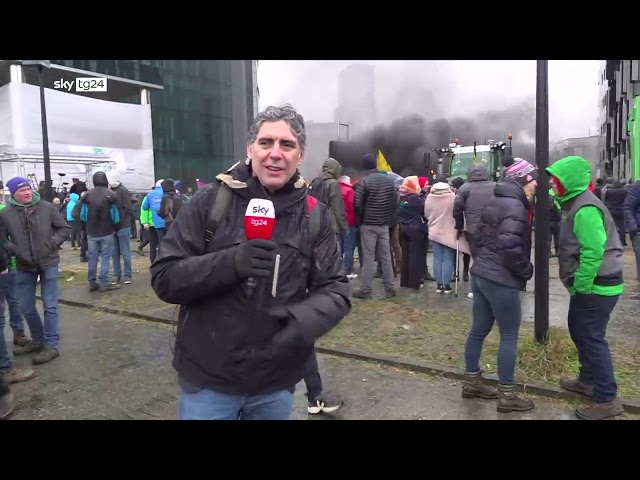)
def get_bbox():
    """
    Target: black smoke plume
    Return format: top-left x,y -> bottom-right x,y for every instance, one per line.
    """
337,99 -> 538,178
